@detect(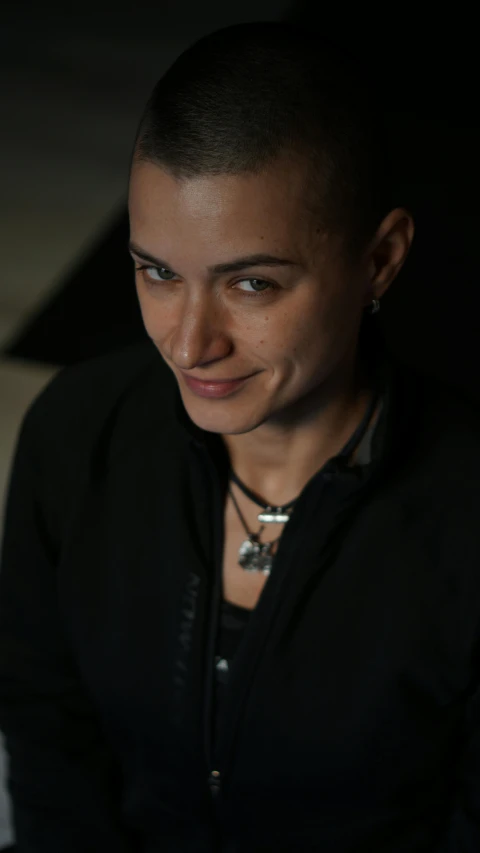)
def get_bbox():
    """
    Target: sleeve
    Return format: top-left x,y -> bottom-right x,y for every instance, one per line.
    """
0,403 -> 138,852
